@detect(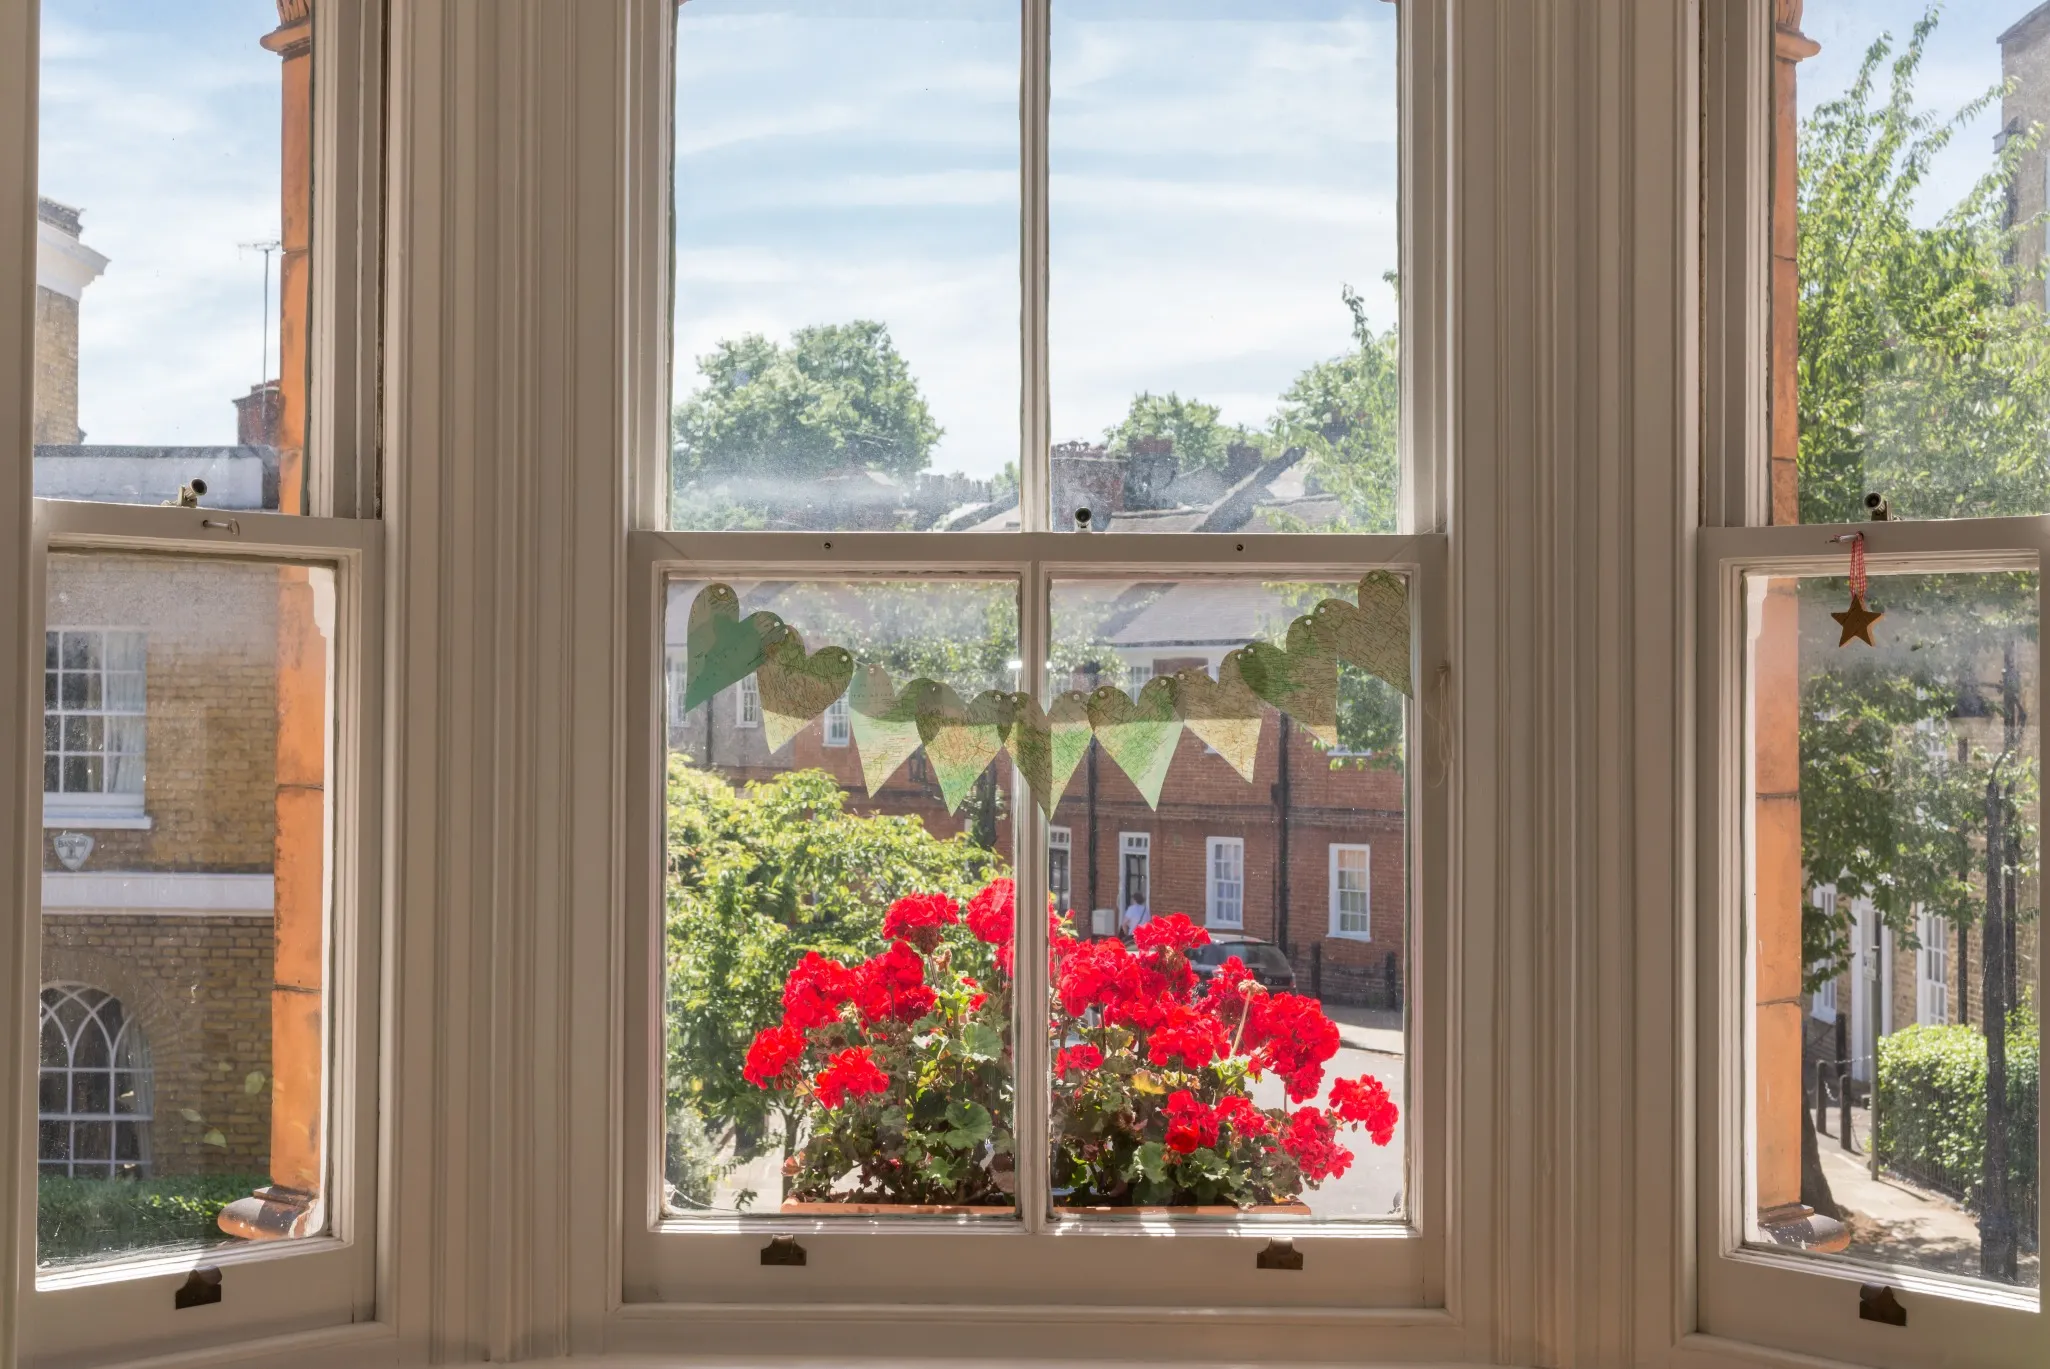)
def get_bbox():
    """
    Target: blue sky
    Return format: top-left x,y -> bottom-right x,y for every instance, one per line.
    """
39,0 -> 285,447
674,0 -> 1398,482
